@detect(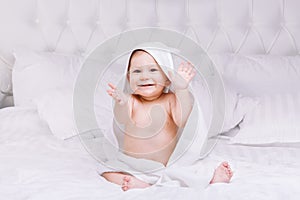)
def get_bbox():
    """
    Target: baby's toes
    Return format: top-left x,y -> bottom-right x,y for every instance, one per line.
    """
221,161 -> 229,168
226,169 -> 233,180
122,185 -> 129,191
123,176 -> 131,183
122,176 -> 130,191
